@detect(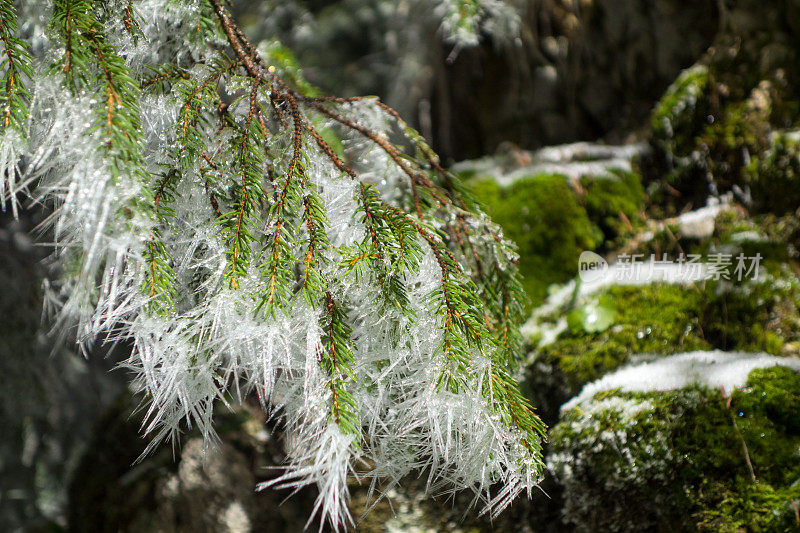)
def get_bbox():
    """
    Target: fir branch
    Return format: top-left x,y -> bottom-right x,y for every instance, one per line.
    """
144,233 -> 177,314
321,292 -> 360,438
142,169 -> 180,314
0,0 -> 33,132
200,152 -> 223,217
9,3 -> 549,528
175,59 -> 240,168
51,0 -> 144,174
304,95 -> 456,190
143,55 -> 238,315
456,214 -> 484,279
256,91 -> 304,313
484,364 -> 546,456
306,121 -> 358,179
121,0 -> 141,36
140,65 -> 191,92
225,78 -> 265,289
300,192 -> 330,305
307,100 -> 450,213
381,201 -> 541,452
208,0 -> 264,79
